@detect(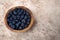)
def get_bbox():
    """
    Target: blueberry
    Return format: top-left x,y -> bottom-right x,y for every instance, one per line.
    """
20,9 -> 23,13
27,18 -> 30,22
22,19 -> 25,23
10,17 -> 13,21
27,22 -> 30,25
27,15 -> 31,19
17,17 -> 20,20
24,25 -> 28,28
21,23 -> 24,26
20,15 -> 24,19
17,9 -> 21,13
8,14 -> 11,18
15,20 -> 18,22
9,11 -> 13,15
18,13 -> 22,15
19,21 -> 21,24
19,27 -> 23,30
16,22 -> 21,27
16,24 -> 19,28
7,7 -> 31,30
9,23 -> 13,26
13,11 -> 17,15
24,15 -> 27,19
14,8 -> 19,11
7,19 -> 11,22
12,15 -> 16,18
12,21 -> 15,24
23,10 -> 26,14
17,16 -> 20,18
18,10 -> 23,15
25,11 -> 29,16
11,25 -> 15,29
